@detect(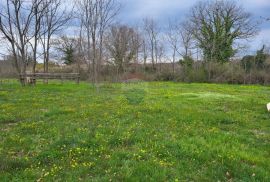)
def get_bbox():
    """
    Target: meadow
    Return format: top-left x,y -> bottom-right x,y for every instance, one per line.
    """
0,81 -> 269,181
